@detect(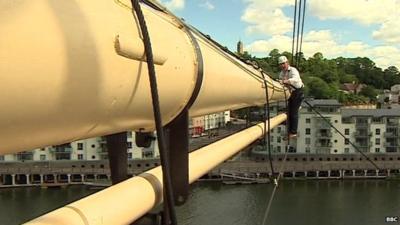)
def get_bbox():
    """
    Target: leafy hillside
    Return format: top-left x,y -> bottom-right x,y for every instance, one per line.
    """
240,49 -> 400,104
